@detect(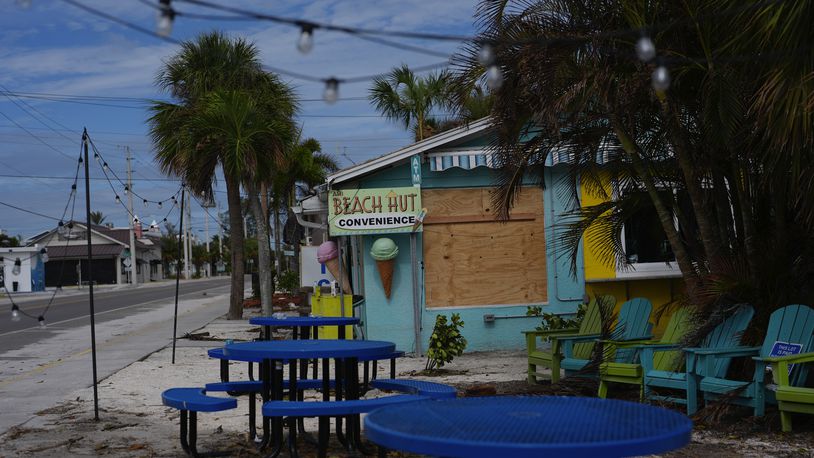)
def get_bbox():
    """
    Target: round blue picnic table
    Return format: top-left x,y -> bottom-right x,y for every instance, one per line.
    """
224,339 -> 394,361
249,316 -> 360,327
364,396 -> 692,458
